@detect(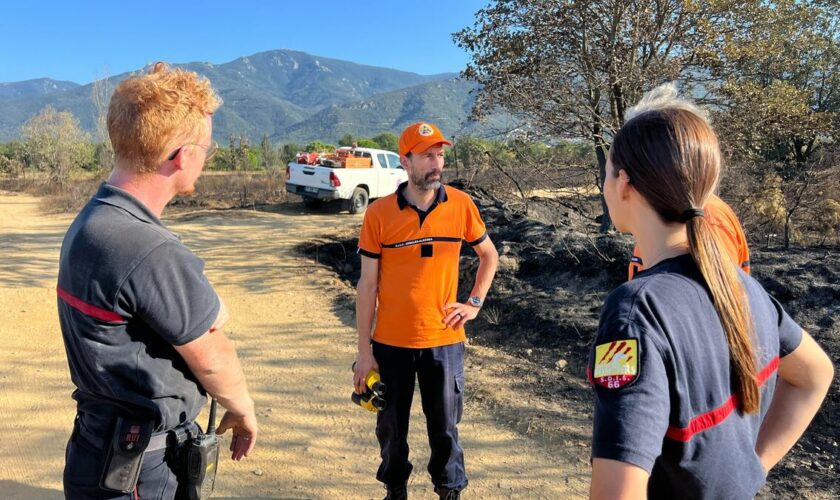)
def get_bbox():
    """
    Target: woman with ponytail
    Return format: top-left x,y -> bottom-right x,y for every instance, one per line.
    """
588,85 -> 833,499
